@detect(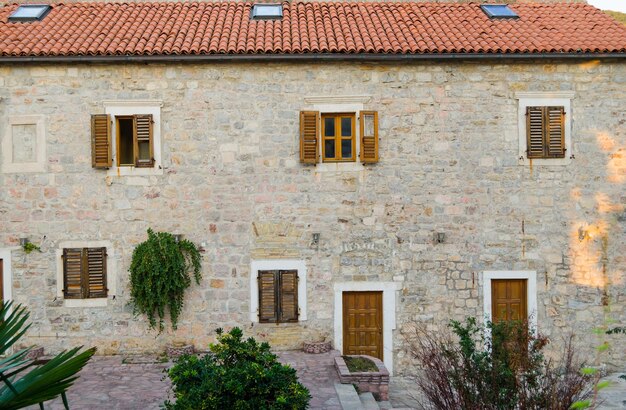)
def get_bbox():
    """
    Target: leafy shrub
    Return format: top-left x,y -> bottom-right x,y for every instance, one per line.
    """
405,317 -> 594,410
129,229 -> 202,332
165,327 -> 311,410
